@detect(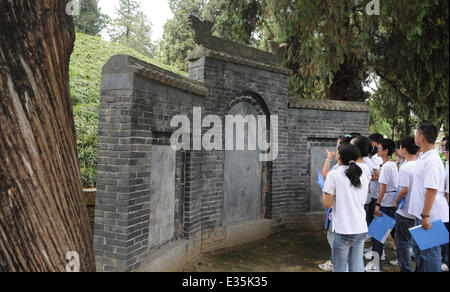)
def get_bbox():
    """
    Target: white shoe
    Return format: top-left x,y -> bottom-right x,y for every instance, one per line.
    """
364,250 -> 385,261
442,263 -> 449,272
364,251 -> 373,260
389,259 -> 399,266
318,260 -> 334,272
